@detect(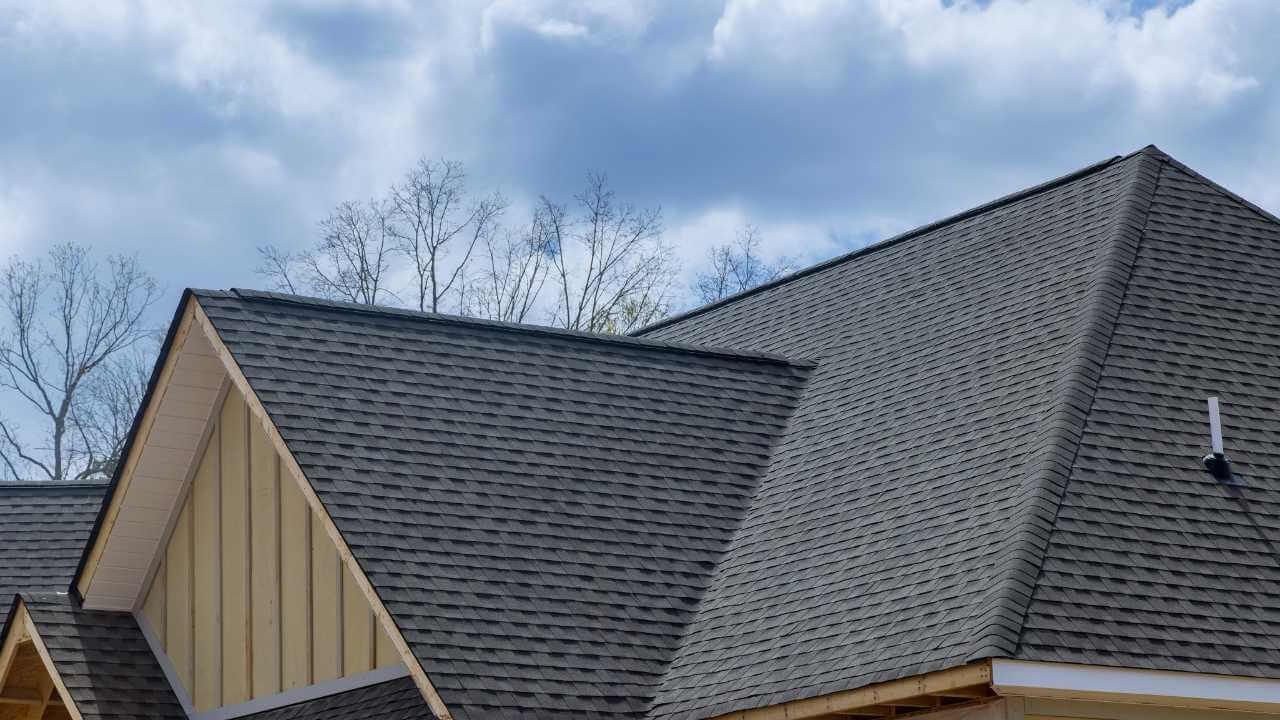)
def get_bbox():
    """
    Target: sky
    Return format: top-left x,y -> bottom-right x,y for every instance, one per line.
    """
2,0 -> 1279,320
